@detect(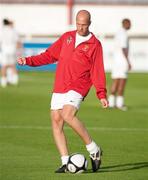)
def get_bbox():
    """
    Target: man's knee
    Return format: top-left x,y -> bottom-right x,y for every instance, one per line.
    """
61,111 -> 73,123
50,111 -> 64,133
50,110 -> 63,125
